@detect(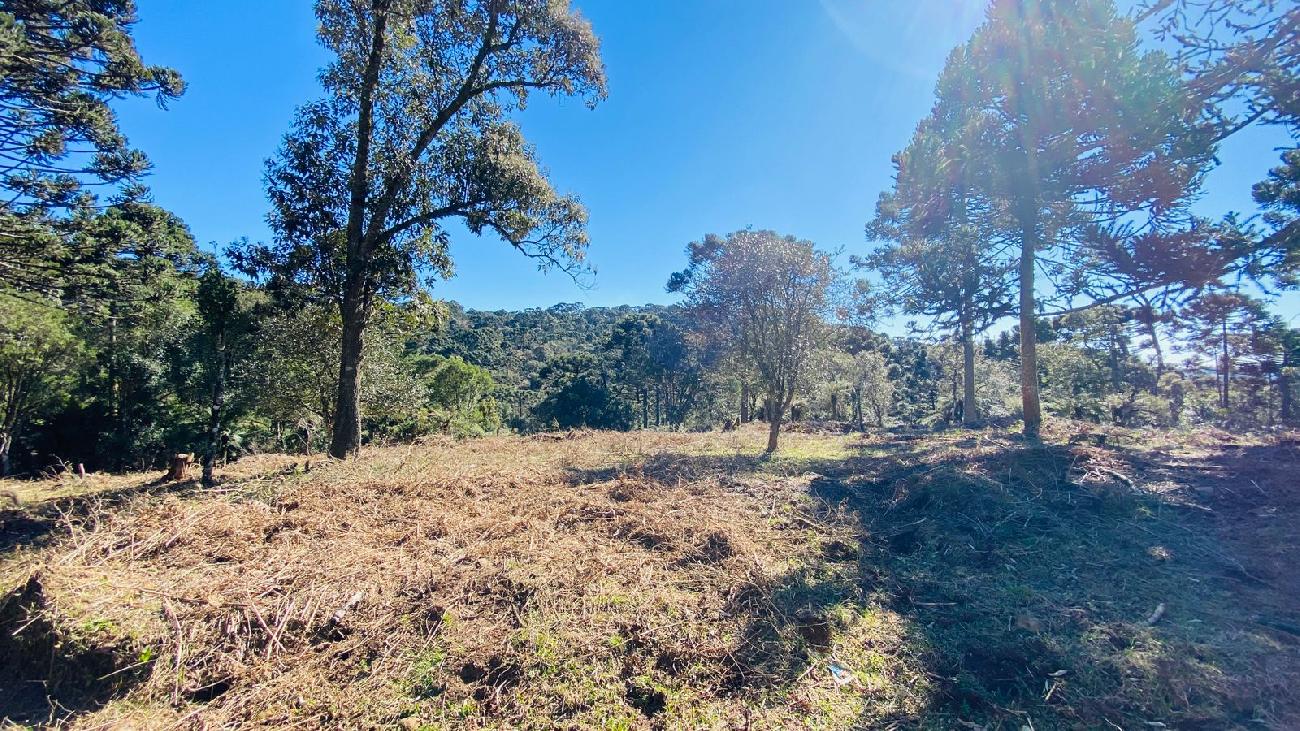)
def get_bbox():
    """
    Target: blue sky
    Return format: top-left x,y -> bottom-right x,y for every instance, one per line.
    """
115,0 -> 1296,323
